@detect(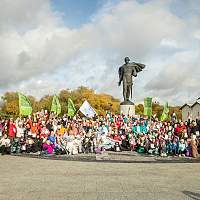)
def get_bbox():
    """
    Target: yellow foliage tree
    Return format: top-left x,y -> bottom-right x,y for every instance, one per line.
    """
1,92 -> 19,117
